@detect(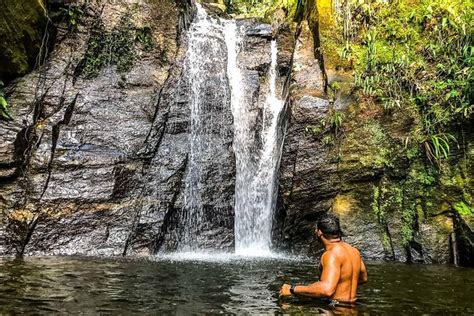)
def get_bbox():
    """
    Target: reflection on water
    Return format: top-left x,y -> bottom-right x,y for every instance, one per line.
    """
0,256 -> 473,314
